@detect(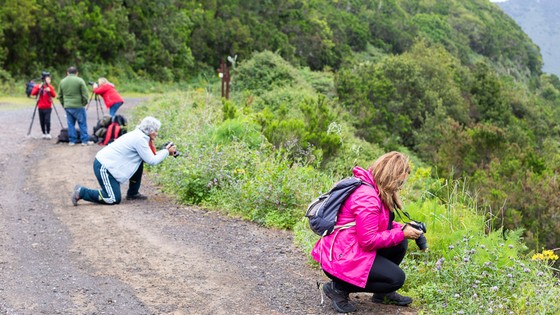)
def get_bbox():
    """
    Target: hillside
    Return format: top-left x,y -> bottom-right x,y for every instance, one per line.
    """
1,0 -> 559,265
496,0 -> 560,76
